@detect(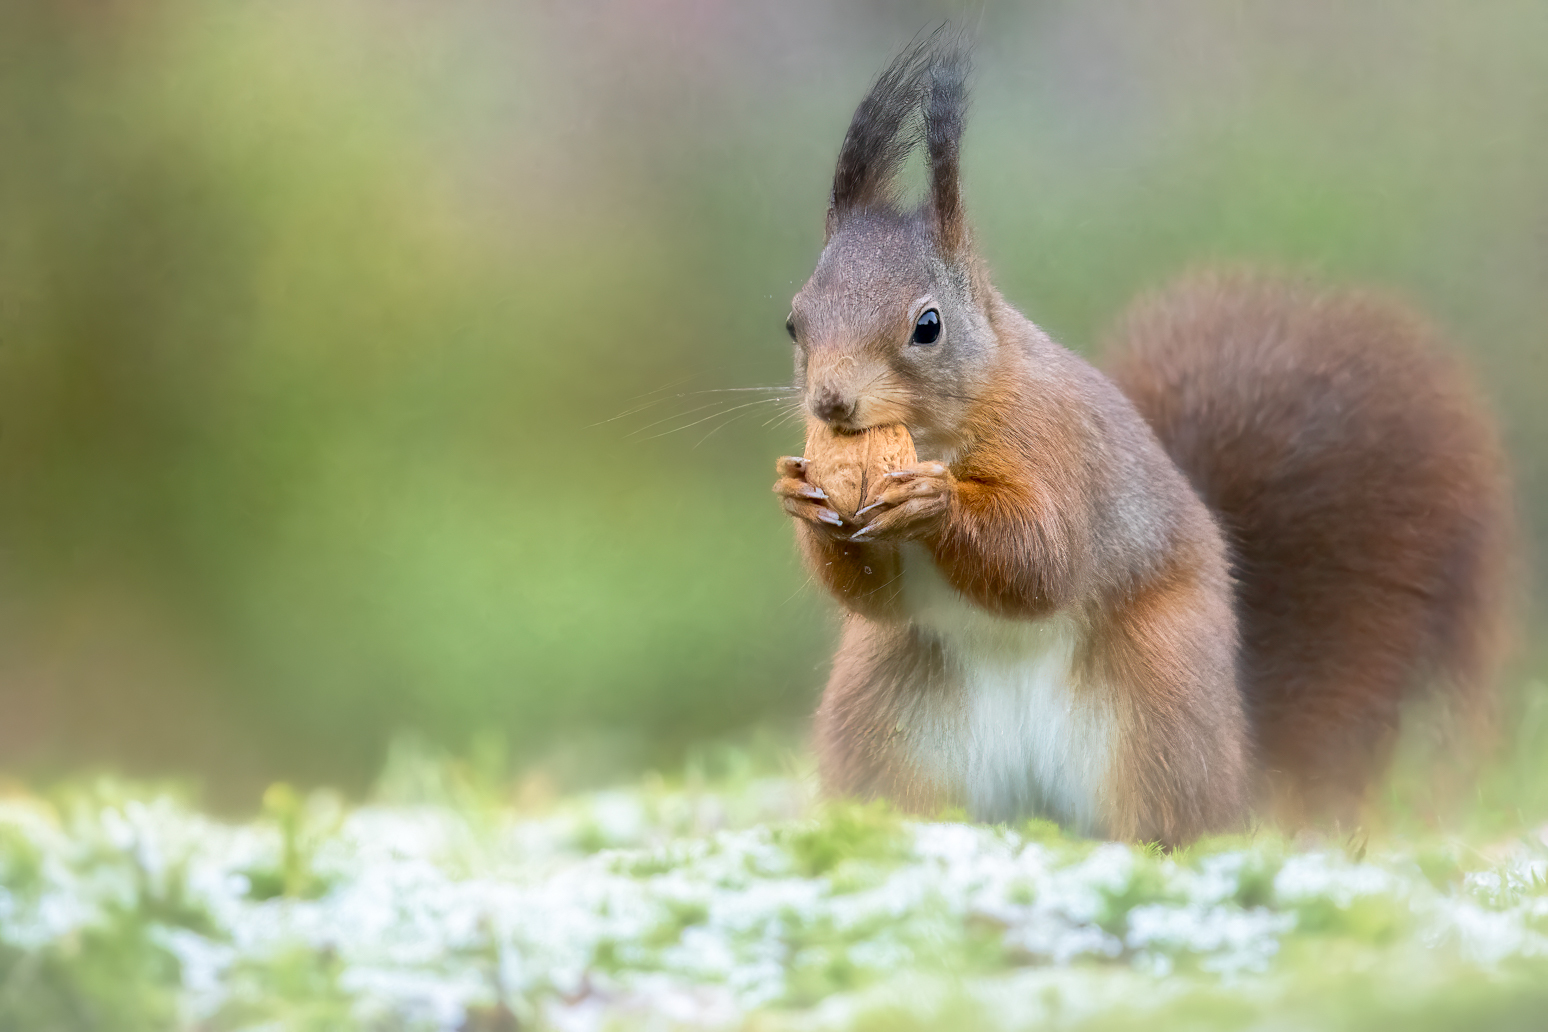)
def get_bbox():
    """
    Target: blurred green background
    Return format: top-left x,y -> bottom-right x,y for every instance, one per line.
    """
1,0 -> 1543,806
